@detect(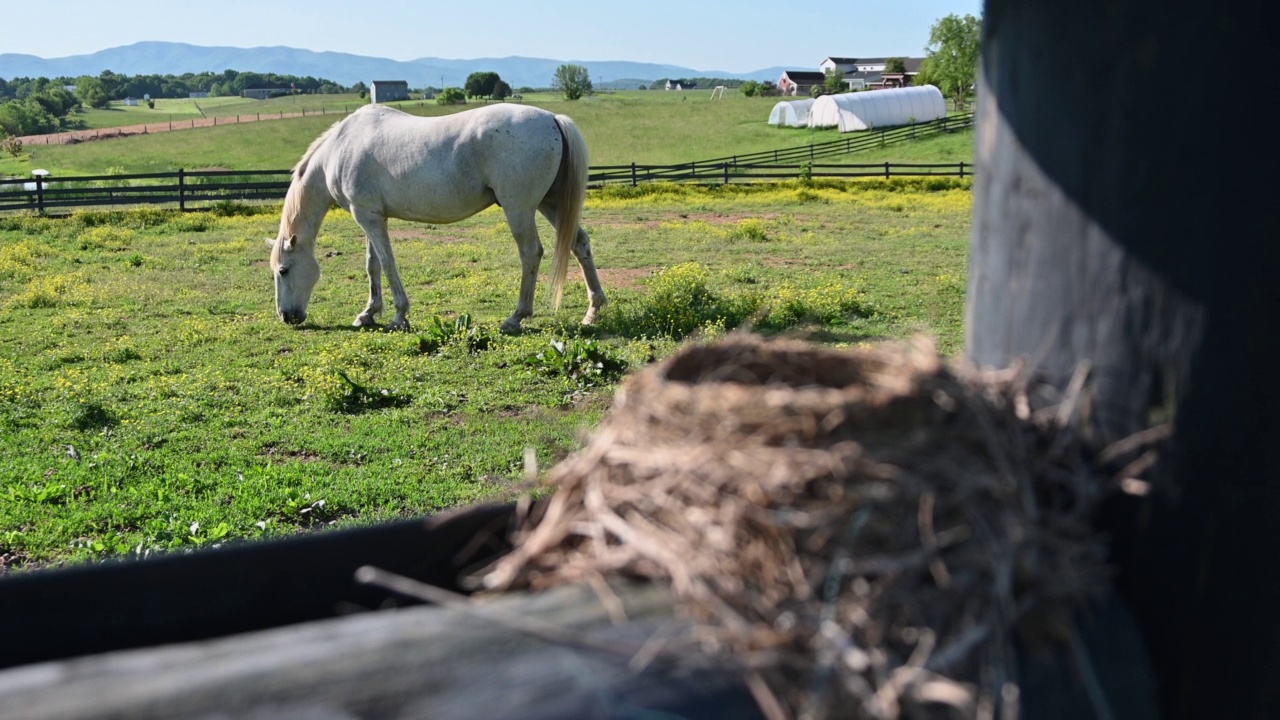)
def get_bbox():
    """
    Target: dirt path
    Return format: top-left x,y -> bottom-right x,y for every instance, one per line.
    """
16,107 -> 348,147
